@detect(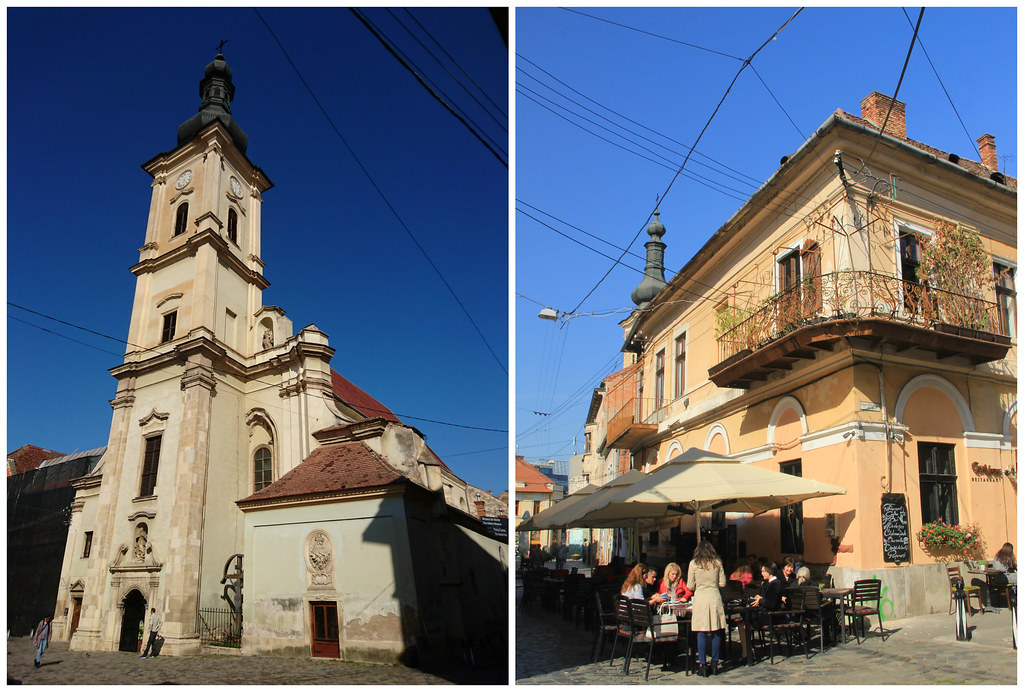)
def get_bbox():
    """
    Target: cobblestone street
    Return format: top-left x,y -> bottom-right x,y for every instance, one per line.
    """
8,637 -> 506,685
516,578 -> 1019,685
